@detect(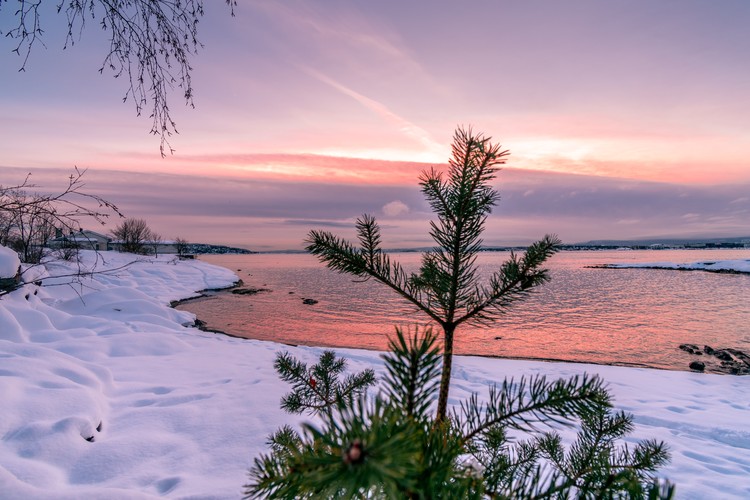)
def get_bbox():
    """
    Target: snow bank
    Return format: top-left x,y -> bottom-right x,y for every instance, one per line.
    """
0,250 -> 748,498
0,245 -> 20,278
